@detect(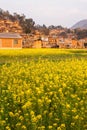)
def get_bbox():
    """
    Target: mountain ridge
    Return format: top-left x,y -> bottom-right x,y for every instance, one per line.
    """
71,19 -> 87,29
